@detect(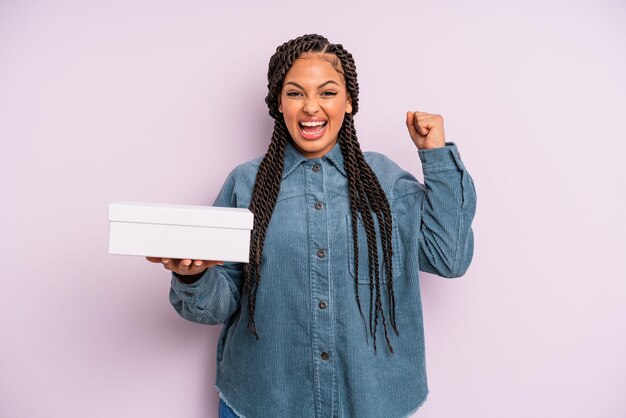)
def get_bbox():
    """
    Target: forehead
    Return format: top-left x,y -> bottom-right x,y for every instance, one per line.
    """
283,54 -> 346,86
